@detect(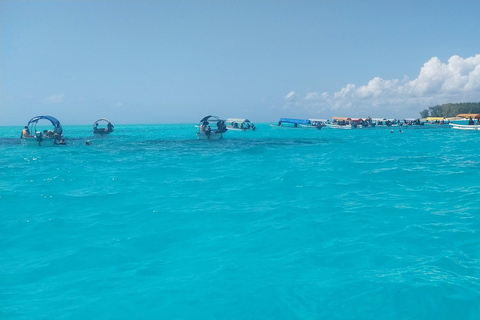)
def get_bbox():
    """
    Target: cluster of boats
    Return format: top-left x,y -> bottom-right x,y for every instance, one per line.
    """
19,113 -> 480,146
270,114 -> 480,130
20,116 -> 114,147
